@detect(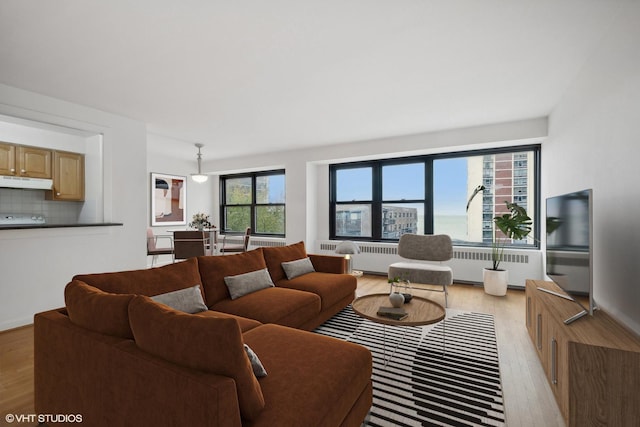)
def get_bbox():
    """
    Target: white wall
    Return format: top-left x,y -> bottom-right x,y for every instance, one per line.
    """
146,133 -> 215,265
0,84 -> 148,330
544,2 -> 640,333
203,118 -> 547,277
